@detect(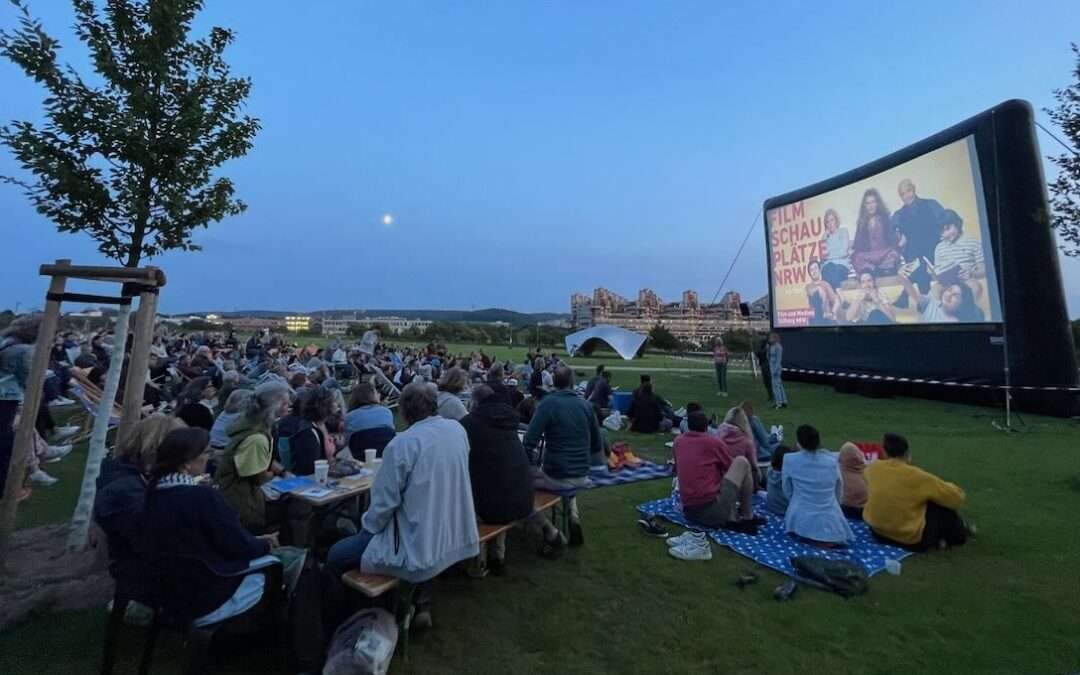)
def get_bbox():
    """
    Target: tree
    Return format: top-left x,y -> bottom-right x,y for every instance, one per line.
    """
1047,43 -> 1080,256
0,0 -> 258,552
648,323 -> 679,351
